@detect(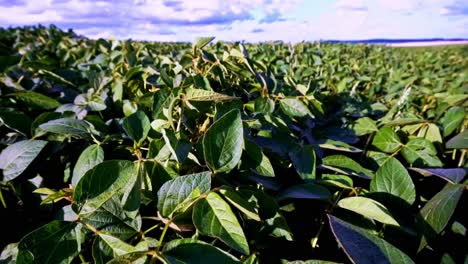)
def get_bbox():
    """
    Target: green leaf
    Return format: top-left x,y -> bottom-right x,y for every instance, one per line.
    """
72,144 -> 104,186
81,197 -> 140,240
13,91 -> 61,110
73,160 -> 136,215
353,117 -> 378,136
93,232 -> 138,264
446,130 -> 468,149
337,197 -> 399,226
289,145 -> 316,180
328,215 -> 414,264
279,98 -> 312,118
440,106 -> 465,137
164,241 -> 240,264
243,139 -> 275,177
418,184 -> 464,252
419,123 -> 442,144
321,155 -> 374,179
157,171 -> 211,218
122,110 -> 150,145
193,192 -> 250,255
401,138 -> 443,167
17,221 -> 79,264
0,140 -> 47,181
372,127 -> 402,153
277,183 -> 331,201
254,97 -> 275,114
370,157 -> 416,205
203,109 -> 244,174
185,88 -> 238,102
219,186 -> 260,221
317,139 -> 362,153
193,37 -> 215,50
39,118 -> 93,138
